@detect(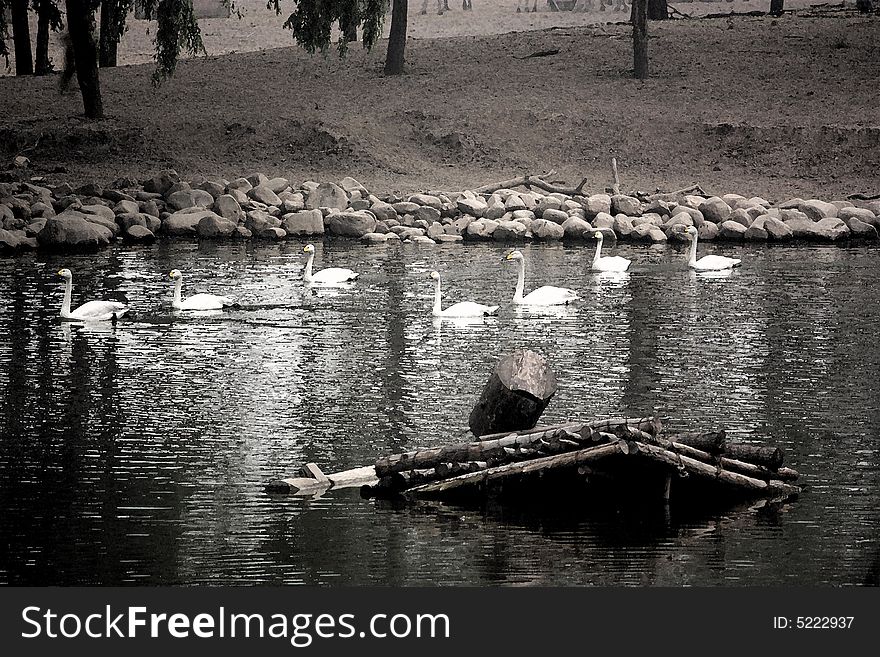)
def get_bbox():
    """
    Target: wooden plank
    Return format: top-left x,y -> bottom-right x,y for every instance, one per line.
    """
265,465 -> 378,495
